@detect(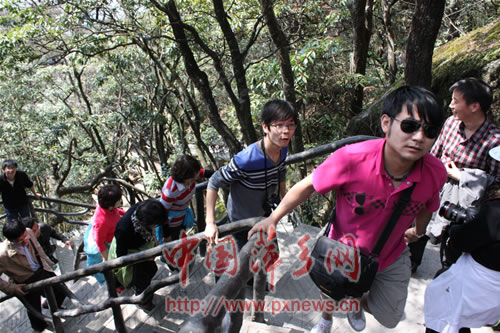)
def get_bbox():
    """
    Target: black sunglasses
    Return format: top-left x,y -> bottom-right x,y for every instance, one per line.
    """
391,117 -> 440,139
